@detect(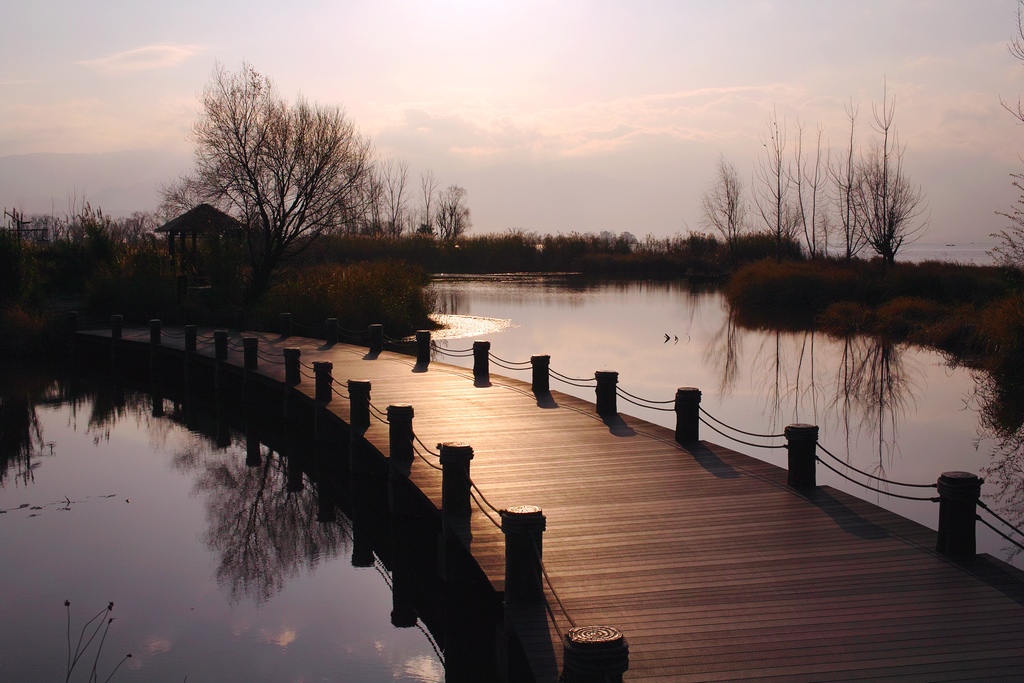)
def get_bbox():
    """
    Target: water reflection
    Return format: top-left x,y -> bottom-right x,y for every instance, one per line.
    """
974,371 -> 1024,561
